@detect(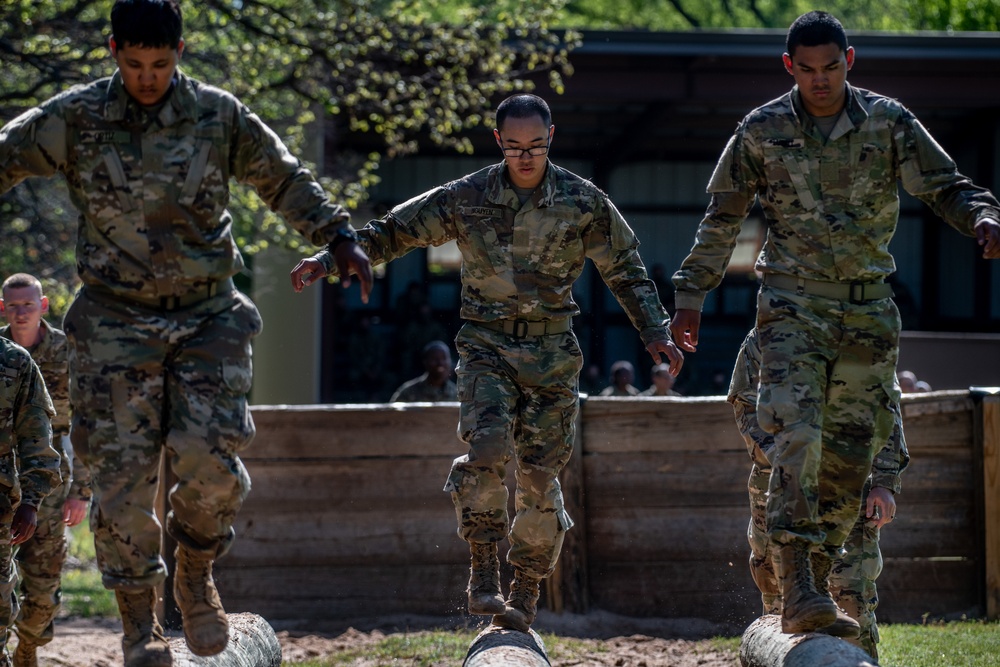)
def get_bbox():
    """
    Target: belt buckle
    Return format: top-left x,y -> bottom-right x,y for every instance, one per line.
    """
160,295 -> 181,311
849,282 -> 866,304
512,319 -> 529,339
